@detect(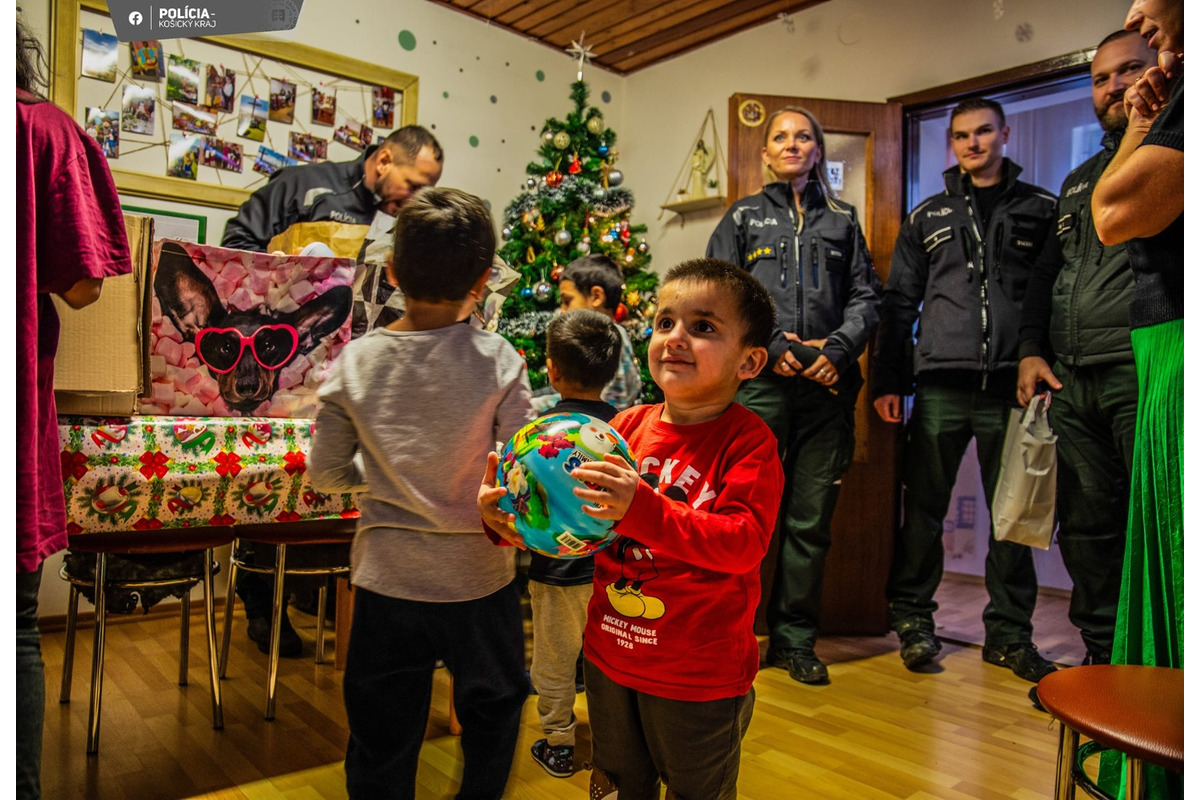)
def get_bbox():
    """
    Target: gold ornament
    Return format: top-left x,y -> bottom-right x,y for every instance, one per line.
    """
586,116 -> 604,135
553,131 -> 571,150
626,291 -> 641,307
526,246 -> 536,263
